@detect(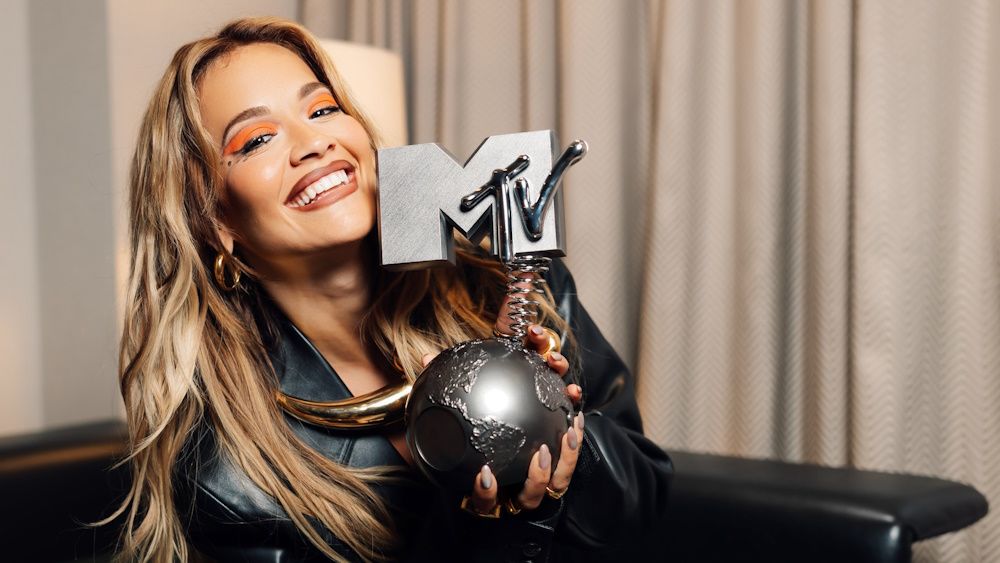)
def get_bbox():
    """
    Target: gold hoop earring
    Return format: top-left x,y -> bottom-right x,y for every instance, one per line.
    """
213,252 -> 241,291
